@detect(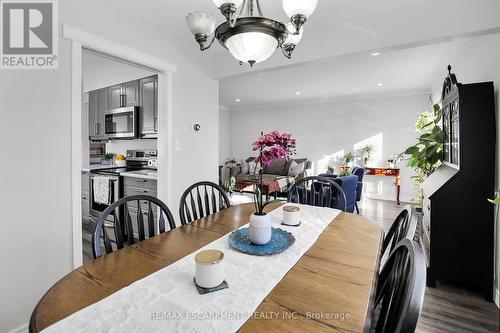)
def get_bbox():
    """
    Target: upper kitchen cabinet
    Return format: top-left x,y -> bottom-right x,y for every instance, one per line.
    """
108,81 -> 139,109
89,88 -> 108,140
139,75 -> 158,138
108,84 -> 122,109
